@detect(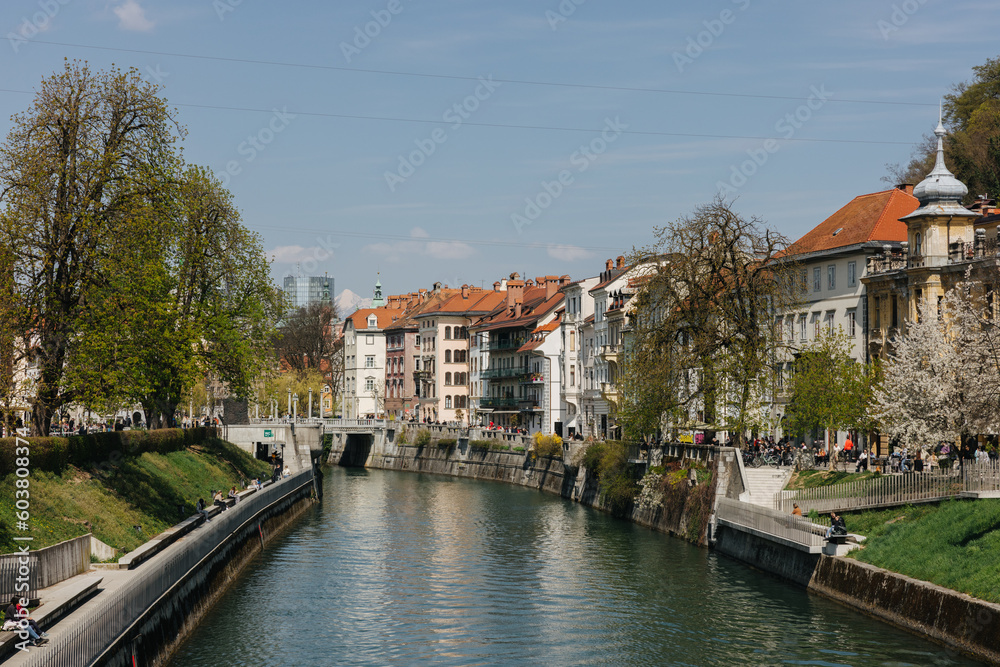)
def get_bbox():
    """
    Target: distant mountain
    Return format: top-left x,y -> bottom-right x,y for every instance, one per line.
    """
335,289 -> 371,315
